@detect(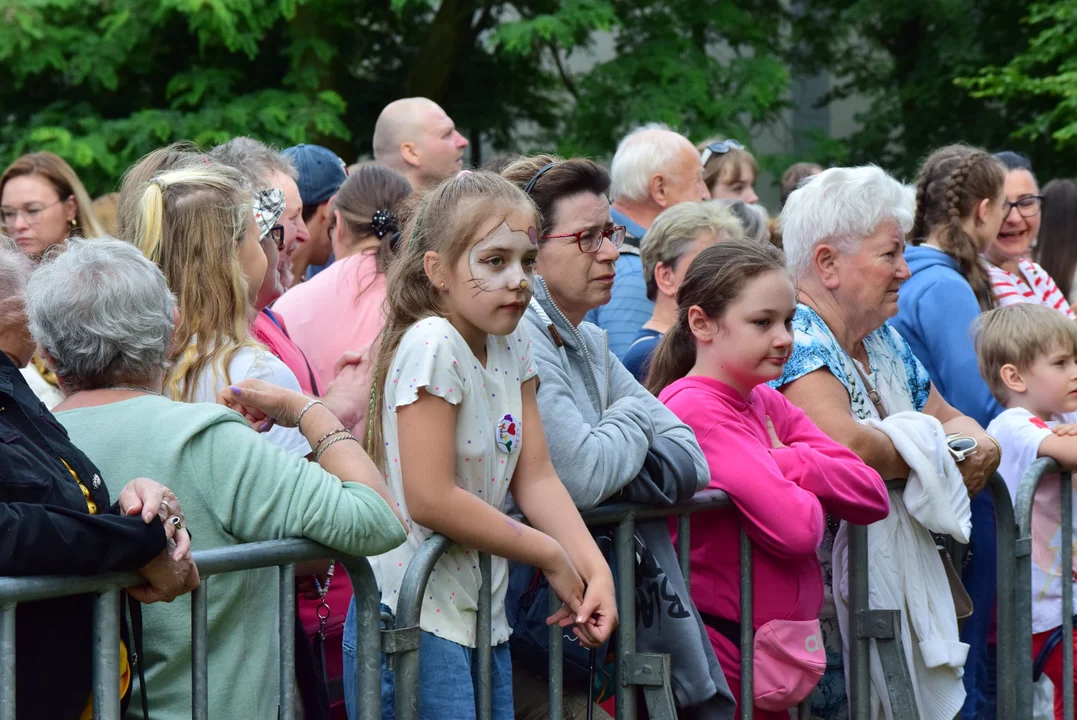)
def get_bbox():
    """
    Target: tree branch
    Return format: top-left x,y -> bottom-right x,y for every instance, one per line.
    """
546,40 -> 580,101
